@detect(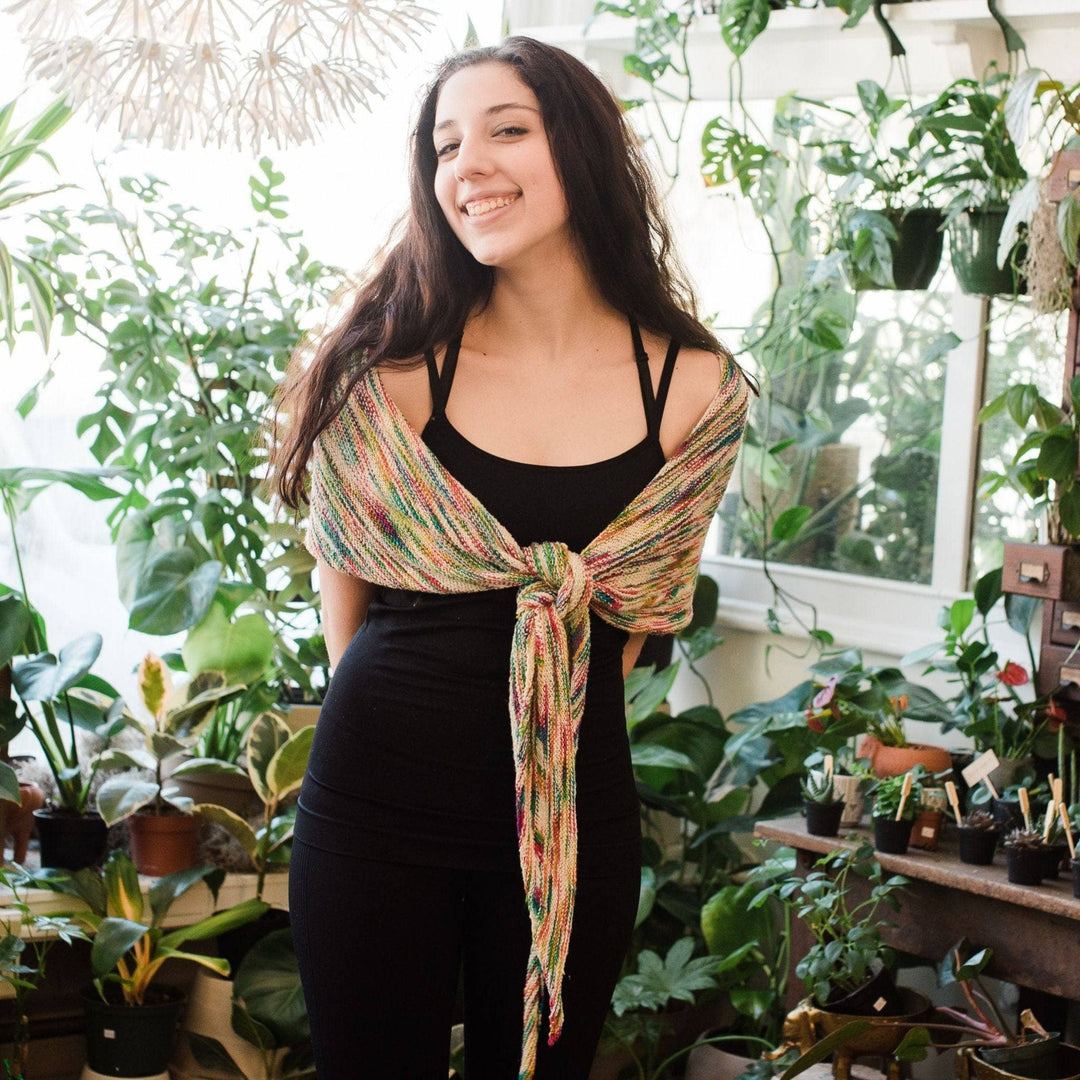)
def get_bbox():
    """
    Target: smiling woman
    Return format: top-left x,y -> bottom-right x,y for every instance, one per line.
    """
269,34 -> 749,1080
